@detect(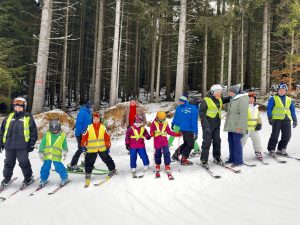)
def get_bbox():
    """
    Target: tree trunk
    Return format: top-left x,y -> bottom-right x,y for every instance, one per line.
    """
241,14 -> 244,91
116,1 -> 124,100
31,0 -> 53,114
166,31 -> 171,100
149,17 -> 157,103
260,0 -> 269,96
202,23 -> 208,96
134,20 -> 139,99
227,25 -> 233,90
109,0 -> 121,106
266,1 -> 271,90
175,0 -> 186,101
155,24 -> 162,103
220,0 -> 226,85
289,31 -> 295,92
